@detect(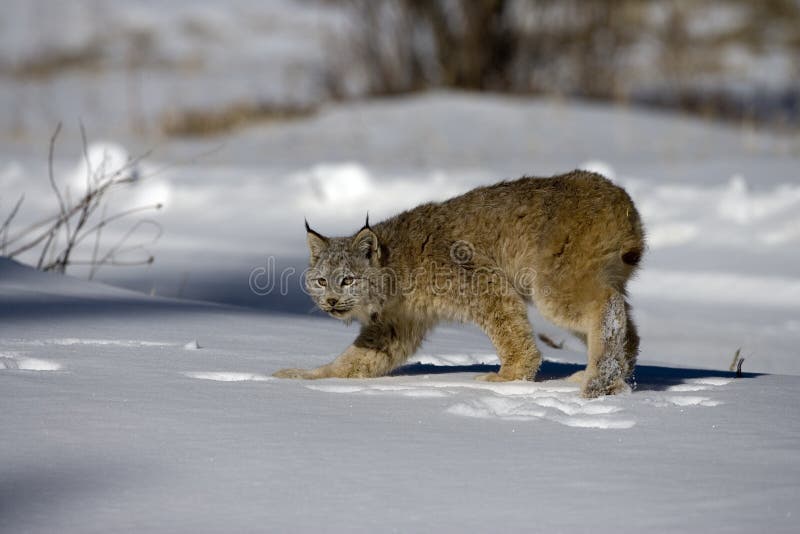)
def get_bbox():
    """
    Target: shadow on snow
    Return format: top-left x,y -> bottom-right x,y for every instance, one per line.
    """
391,360 -> 761,392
